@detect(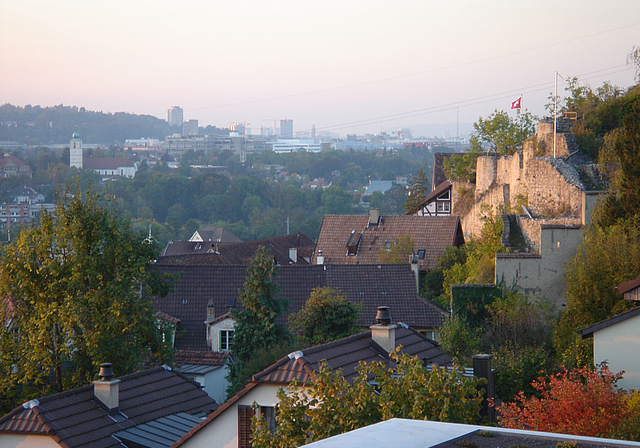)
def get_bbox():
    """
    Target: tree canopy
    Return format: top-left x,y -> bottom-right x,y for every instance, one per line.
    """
251,351 -> 484,448
227,246 -> 290,395
0,184 -> 171,412
469,109 -> 536,156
